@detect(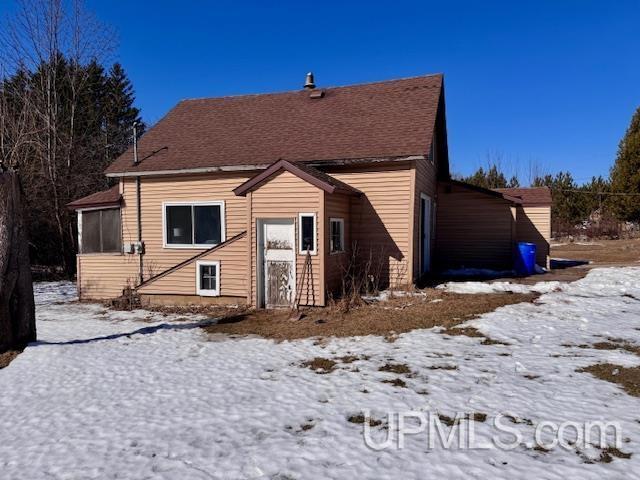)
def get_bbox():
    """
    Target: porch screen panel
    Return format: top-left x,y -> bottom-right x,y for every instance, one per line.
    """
82,211 -> 101,253
101,209 -> 122,252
